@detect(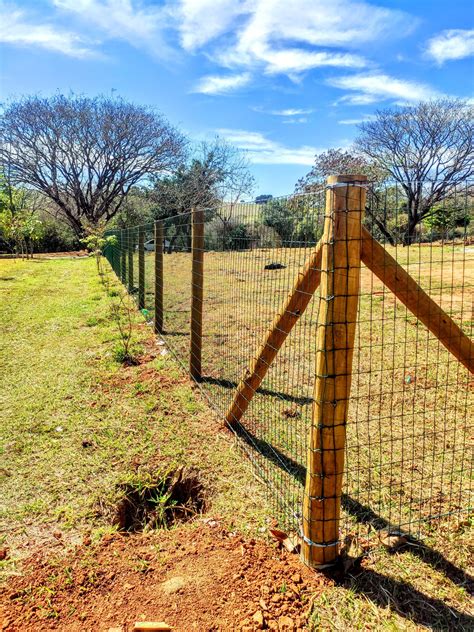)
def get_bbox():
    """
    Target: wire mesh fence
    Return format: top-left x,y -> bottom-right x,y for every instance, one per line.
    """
104,178 -> 473,564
